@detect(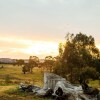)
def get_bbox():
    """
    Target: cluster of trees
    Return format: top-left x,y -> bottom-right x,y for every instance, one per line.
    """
15,56 -> 39,74
15,56 -> 56,74
54,33 -> 100,83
